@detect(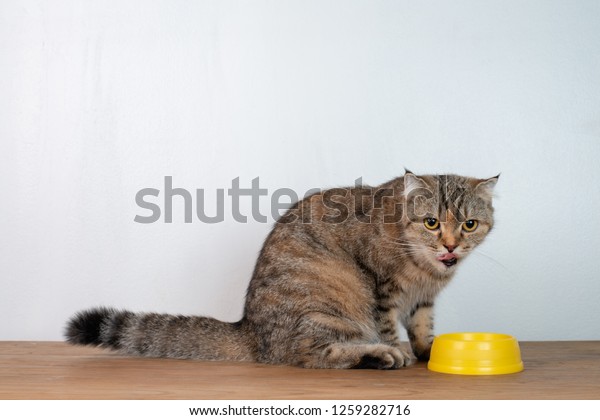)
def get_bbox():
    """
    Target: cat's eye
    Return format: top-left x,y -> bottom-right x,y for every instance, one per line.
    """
424,218 -> 440,230
462,220 -> 478,232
